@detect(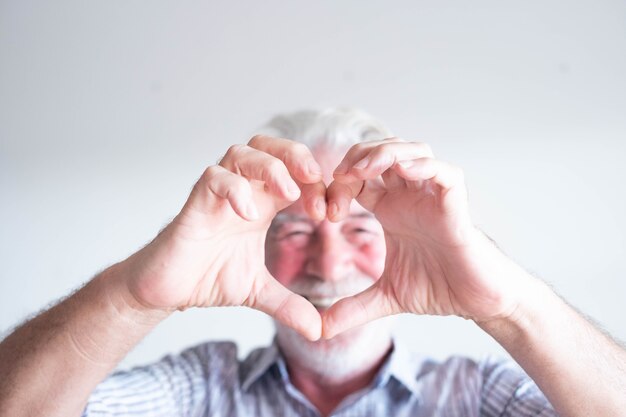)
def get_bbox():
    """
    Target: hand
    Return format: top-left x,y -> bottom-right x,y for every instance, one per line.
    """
322,138 -> 525,338
122,136 -> 326,340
